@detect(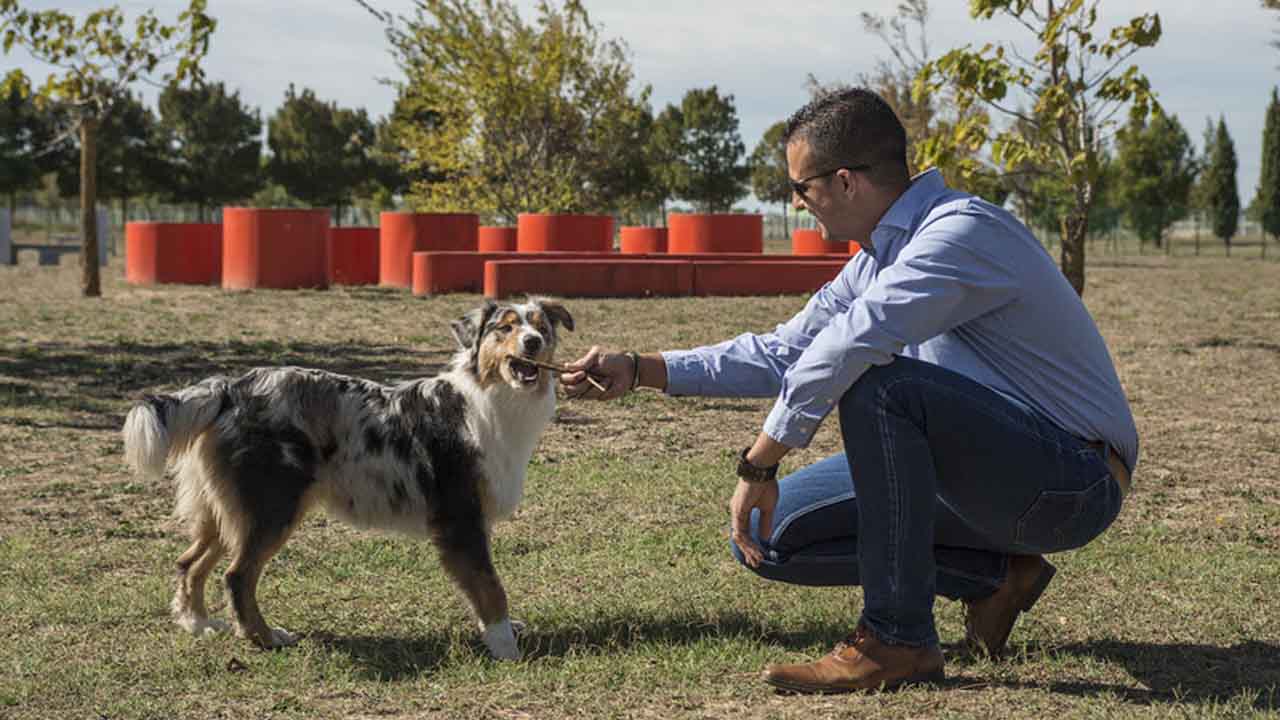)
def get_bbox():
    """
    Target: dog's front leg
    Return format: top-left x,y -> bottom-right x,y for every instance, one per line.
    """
436,528 -> 520,660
